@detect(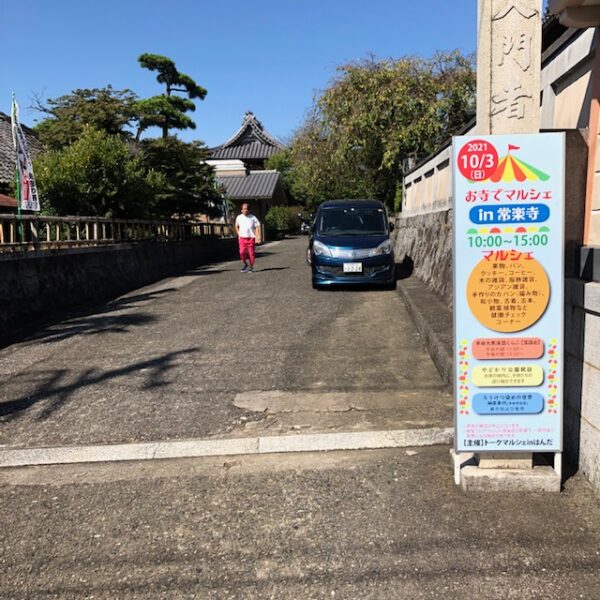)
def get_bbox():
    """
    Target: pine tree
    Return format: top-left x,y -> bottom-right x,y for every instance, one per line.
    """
136,53 -> 207,139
